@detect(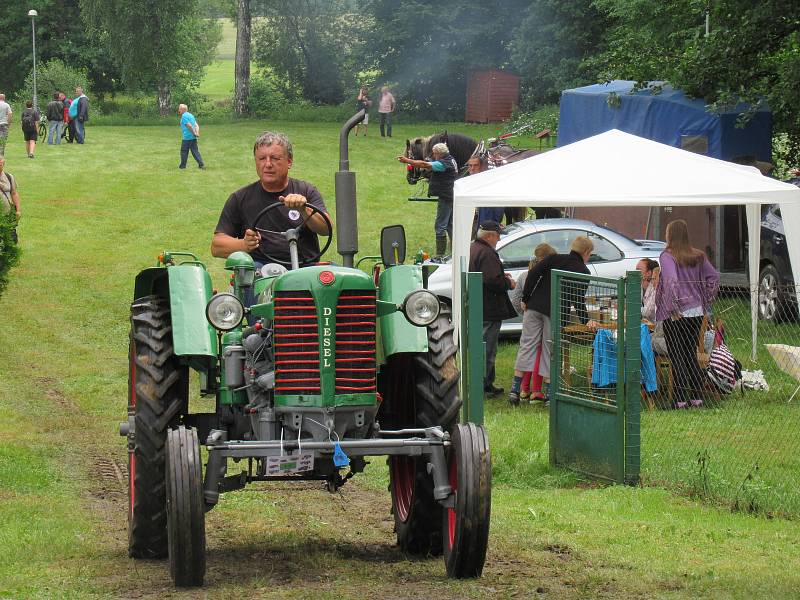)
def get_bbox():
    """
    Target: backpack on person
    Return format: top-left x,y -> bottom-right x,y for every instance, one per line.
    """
21,110 -> 36,132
